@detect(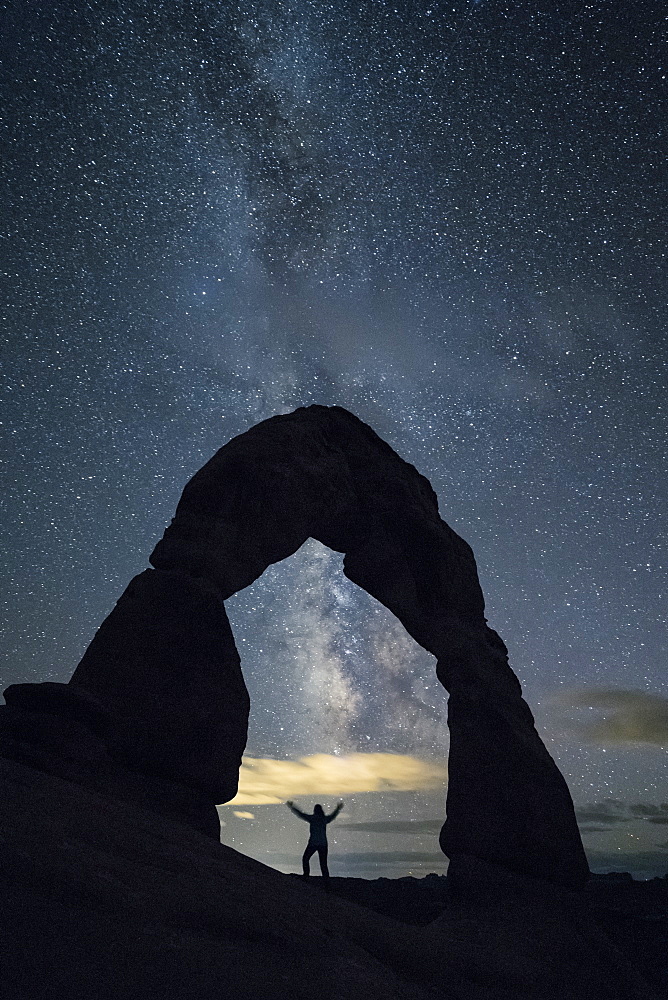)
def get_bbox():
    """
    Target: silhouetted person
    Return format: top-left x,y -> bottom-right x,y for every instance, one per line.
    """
286,800 -> 343,879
